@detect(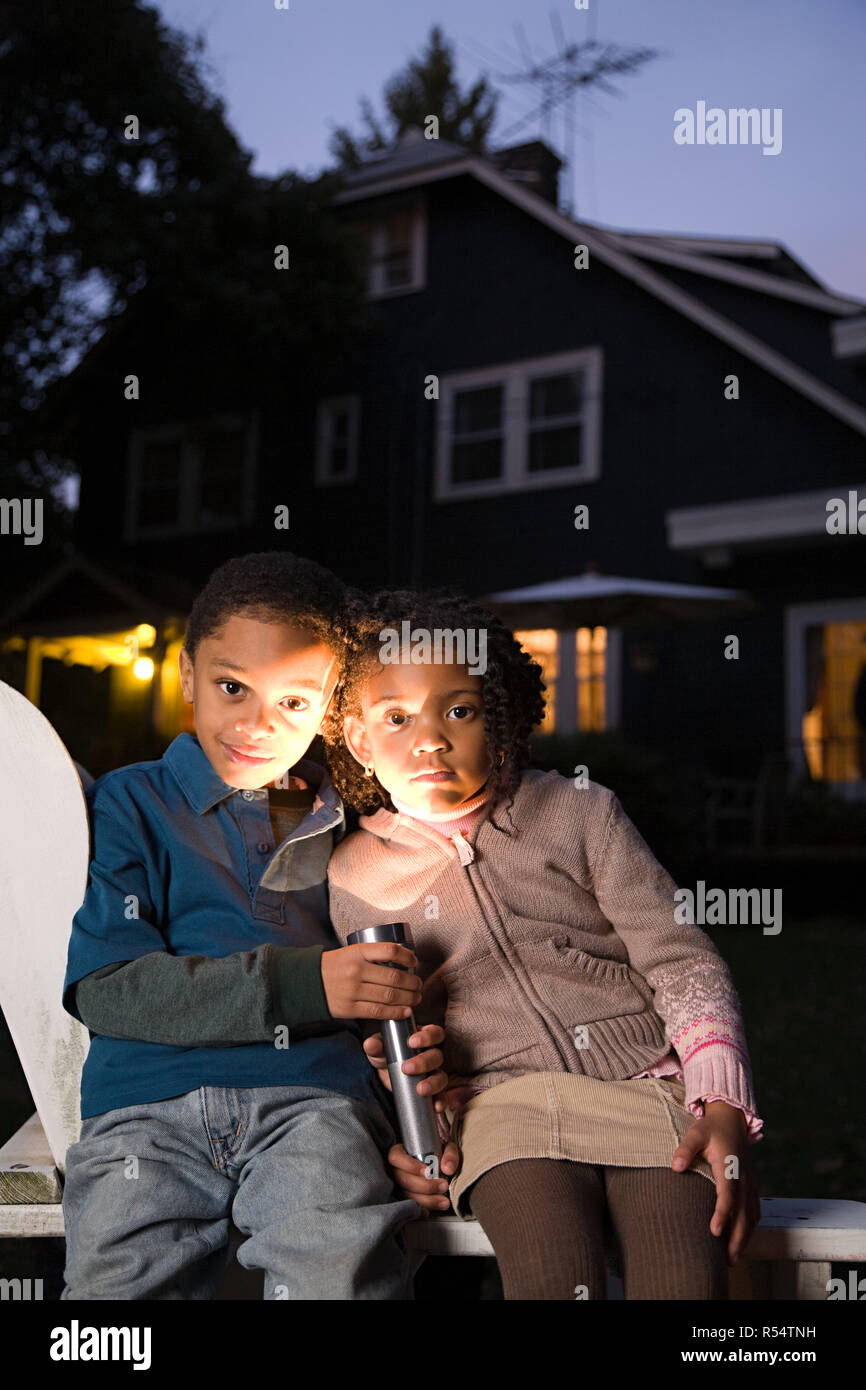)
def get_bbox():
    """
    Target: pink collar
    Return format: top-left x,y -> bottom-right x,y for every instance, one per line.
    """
390,782 -> 493,824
